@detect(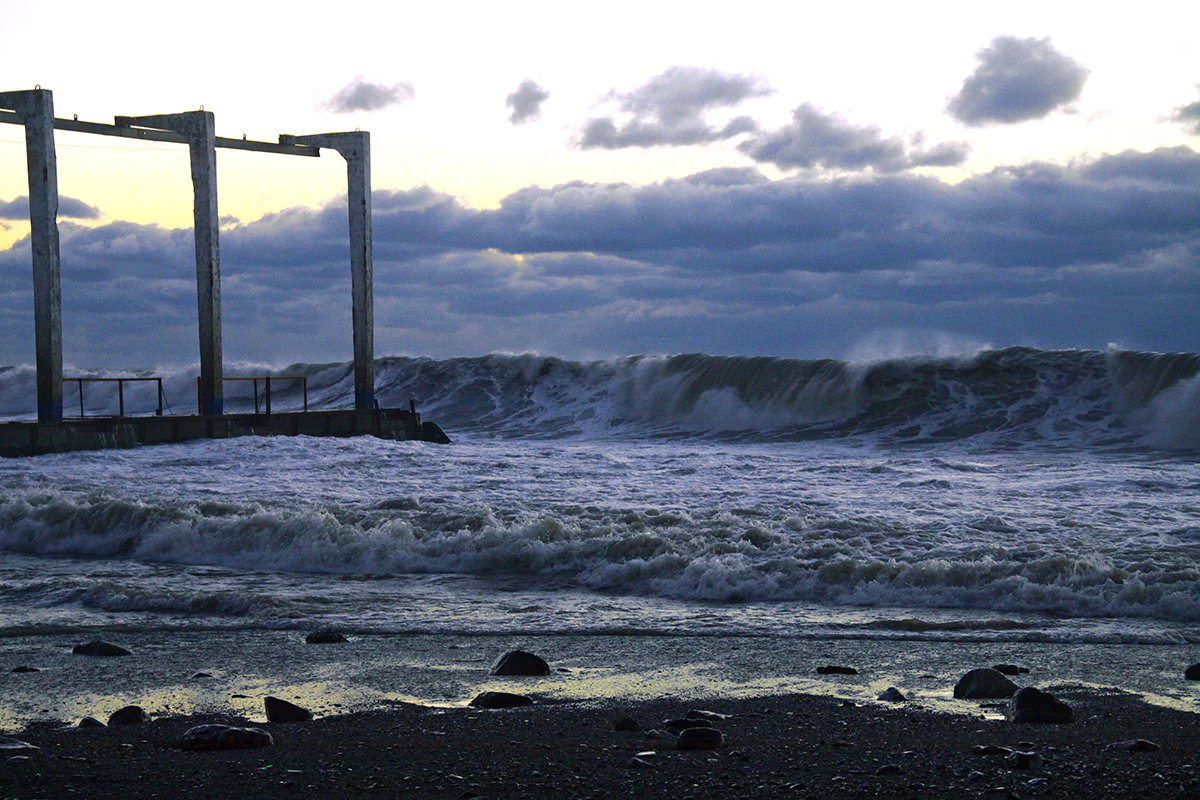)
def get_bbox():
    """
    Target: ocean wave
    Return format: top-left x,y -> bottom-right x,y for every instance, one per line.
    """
3,346 -> 1196,448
